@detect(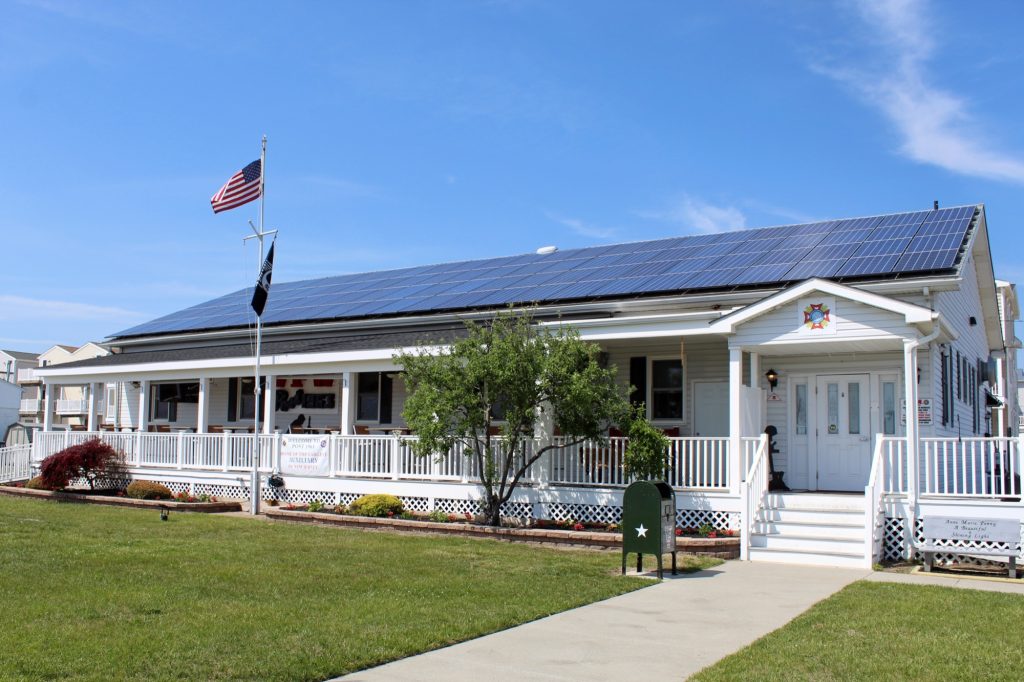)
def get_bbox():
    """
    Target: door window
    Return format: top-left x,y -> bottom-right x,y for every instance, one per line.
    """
882,381 -> 896,435
826,383 -> 839,434
847,382 -> 861,434
795,384 -> 808,435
